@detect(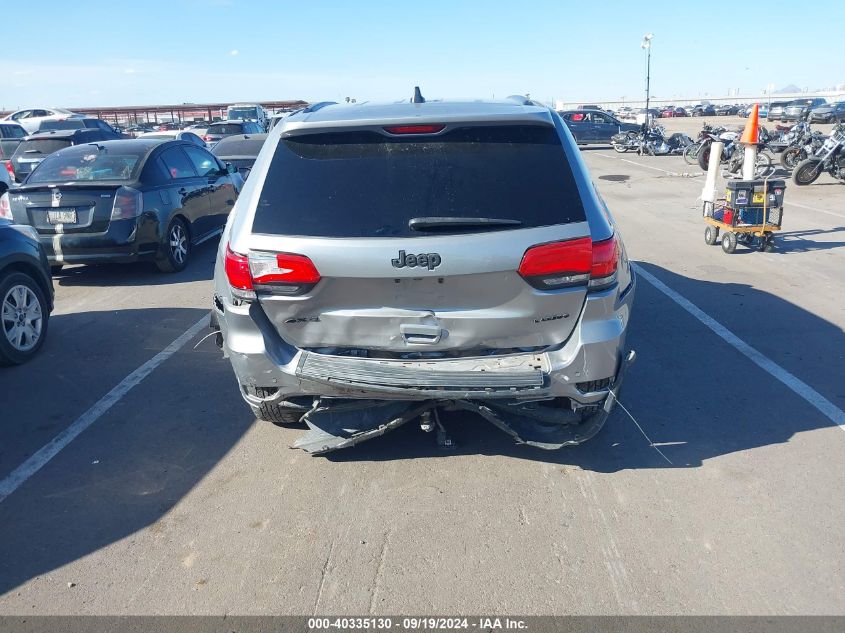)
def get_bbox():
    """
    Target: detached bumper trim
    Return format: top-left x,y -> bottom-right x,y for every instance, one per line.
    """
296,351 -> 546,390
